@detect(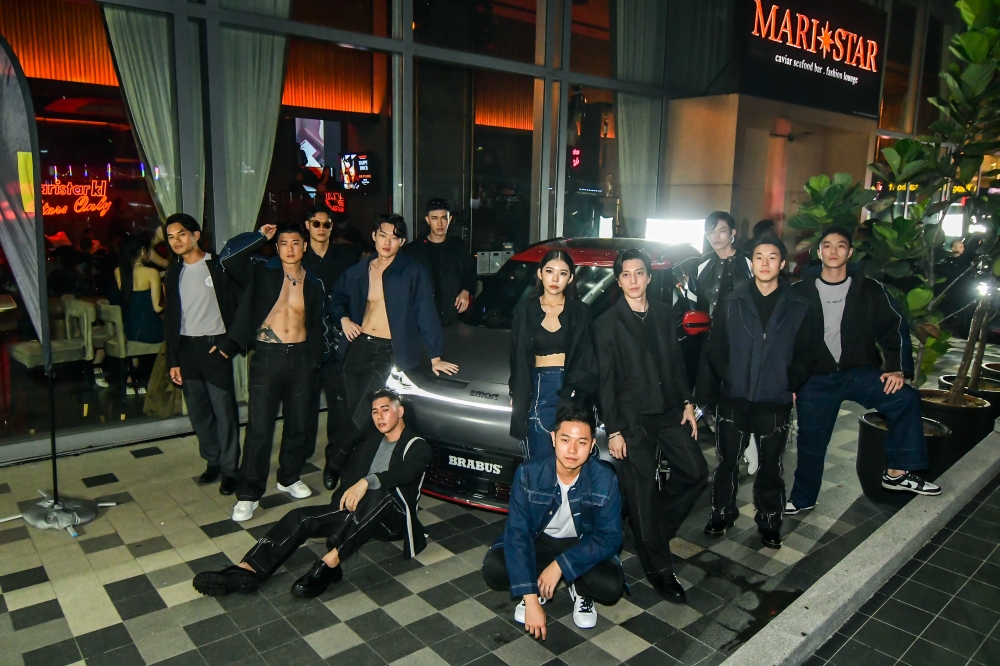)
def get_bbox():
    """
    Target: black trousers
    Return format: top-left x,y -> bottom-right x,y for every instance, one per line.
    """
482,534 -> 625,605
242,488 -> 406,579
618,415 -> 708,579
237,342 -> 314,501
304,359 -> 346,464
710,403 -> 791,531
178,335 -> 240,478
331,335 -> 394,471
